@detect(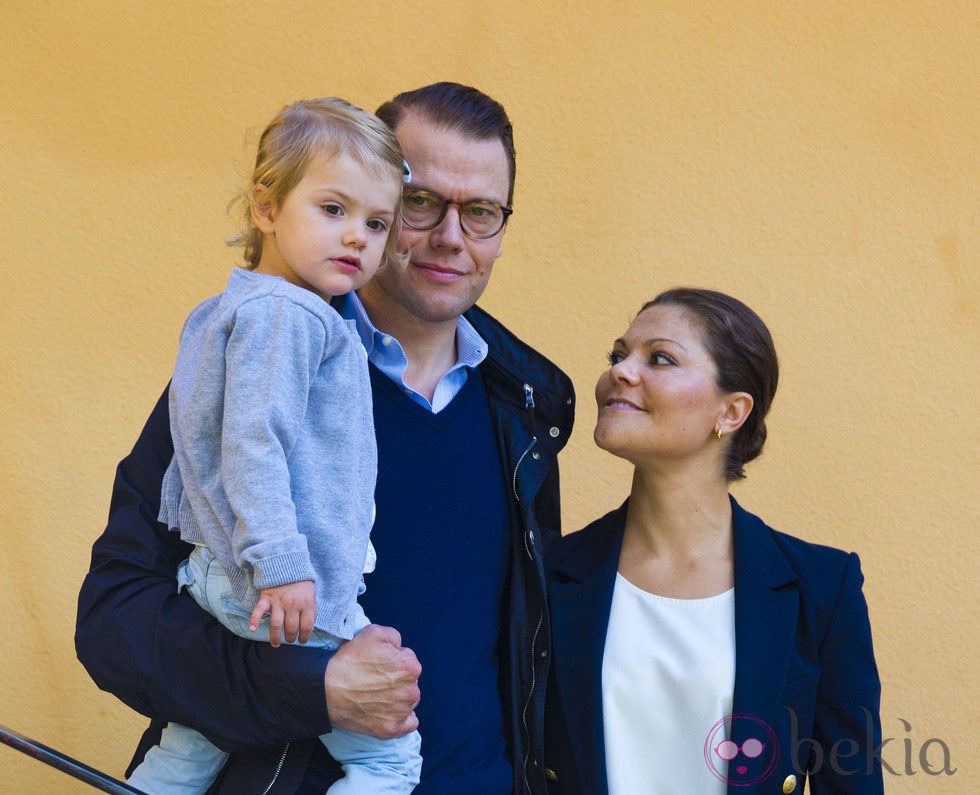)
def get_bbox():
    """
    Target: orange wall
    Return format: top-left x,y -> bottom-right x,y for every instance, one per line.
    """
2,2 -> 976,791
